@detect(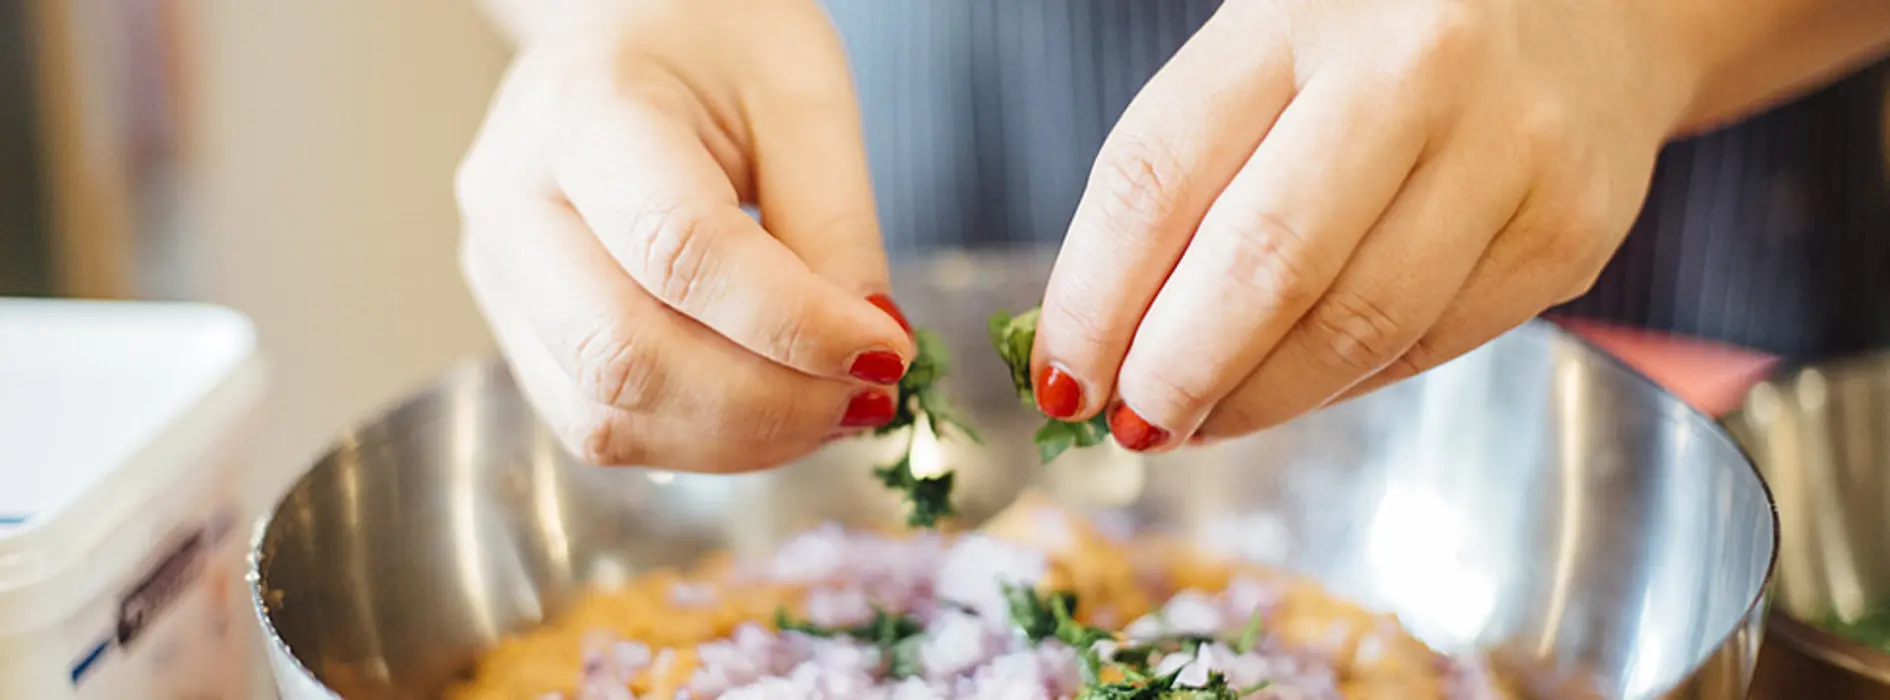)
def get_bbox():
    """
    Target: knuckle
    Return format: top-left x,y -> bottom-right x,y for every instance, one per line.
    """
752,299 -> 822,371
1514,103 -> 1573,154
632,203 -> 722,310
569,411 -> 645,466
453,150 -> 504,219
571,321 -> 666,412
1297,291 -> 1410,374
1210,209 -> 1317,308
1397,4 -> 1487,75
1090,135 -> 1189,238
1555,266 -> 1605,304
1381,335 -> 1441,382
1040,296 -> 1115,353
1124,364 -> 1216,424
741,391 -> 813,445
1536,226 -> 1595,265
1201,400 -> 1264,438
